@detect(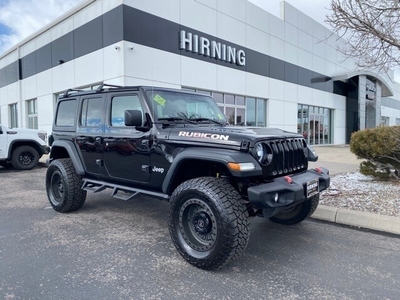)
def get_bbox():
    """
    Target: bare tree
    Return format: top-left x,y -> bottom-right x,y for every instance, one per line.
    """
326,0 -> 400,74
